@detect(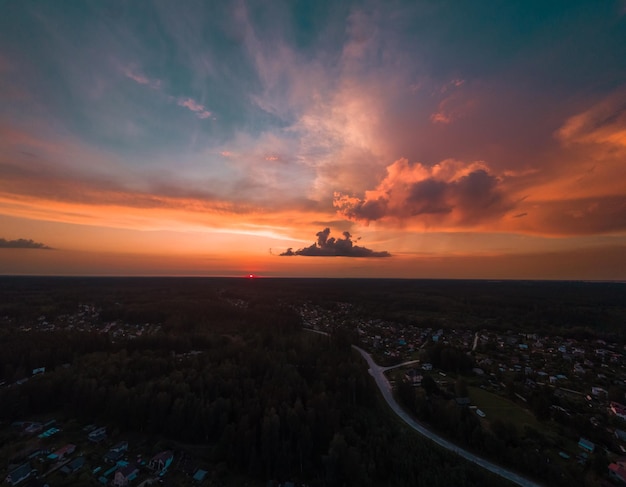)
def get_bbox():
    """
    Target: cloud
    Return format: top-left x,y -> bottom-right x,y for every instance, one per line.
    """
431,79 -> 471,124
177,97 -> 212,119
0,238 -> 51,249
334,158 -> 513,226
557,90 -> 626,150
121,64 -> 212,120
121,65 -> 161,89
506,195 -> 626,236
280,228 -> 390,257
